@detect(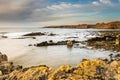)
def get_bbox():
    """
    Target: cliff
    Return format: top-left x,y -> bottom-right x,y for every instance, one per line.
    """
45,21 -> 120,29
